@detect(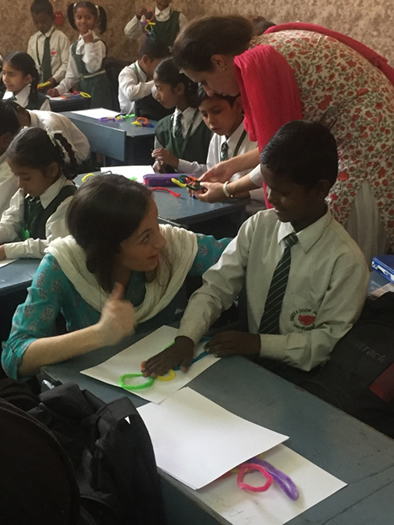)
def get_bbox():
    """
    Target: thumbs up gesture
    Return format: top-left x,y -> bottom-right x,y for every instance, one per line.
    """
97,283 -> 136,346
